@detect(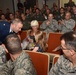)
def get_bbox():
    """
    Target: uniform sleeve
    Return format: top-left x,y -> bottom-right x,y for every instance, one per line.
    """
64,19 -> 75,30
48,56 -> 62,75
0,62 -> 12,75
40,21 -> 47,30
48,20 -> 58,31
58,24 -> 62,31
